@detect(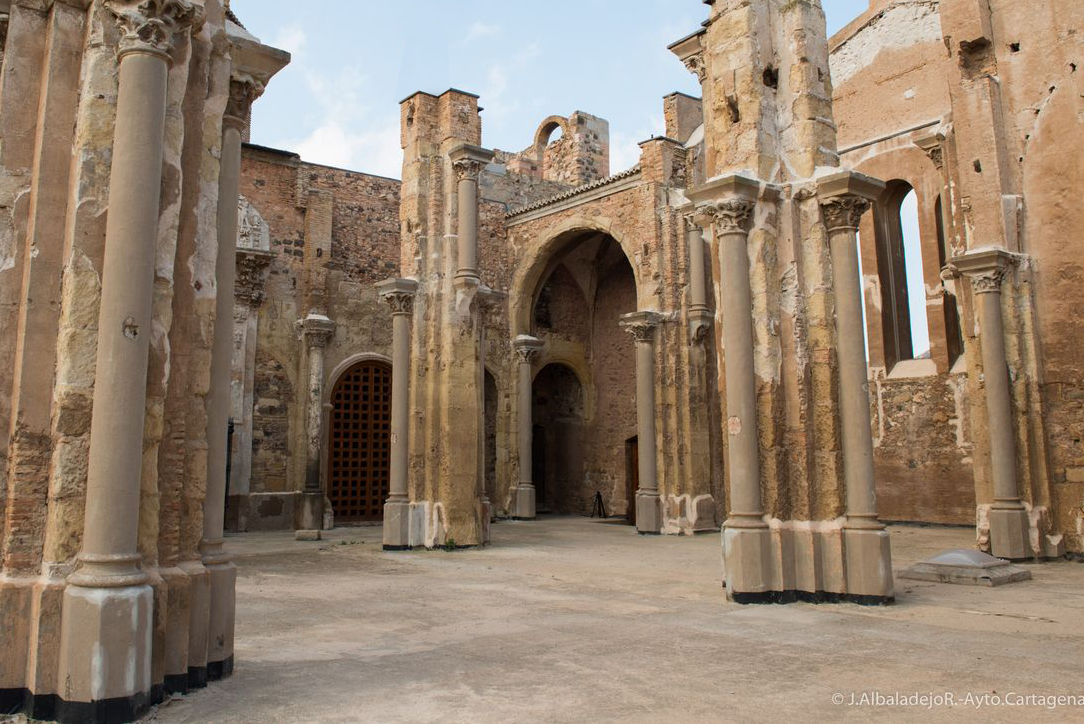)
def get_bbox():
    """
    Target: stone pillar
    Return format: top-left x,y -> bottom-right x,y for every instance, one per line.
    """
684,209 -> 712,343
448,143 -> 495,287
951,248 -> 1031,560
690,176 -> 772,599
620,311 -> 664,535
201,71 -> 262,682
512,335 -> 544,520
377,278 -> 418,550
57,0 -> 198,714
818,172 -> 894,601
298,314 -> 335,533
